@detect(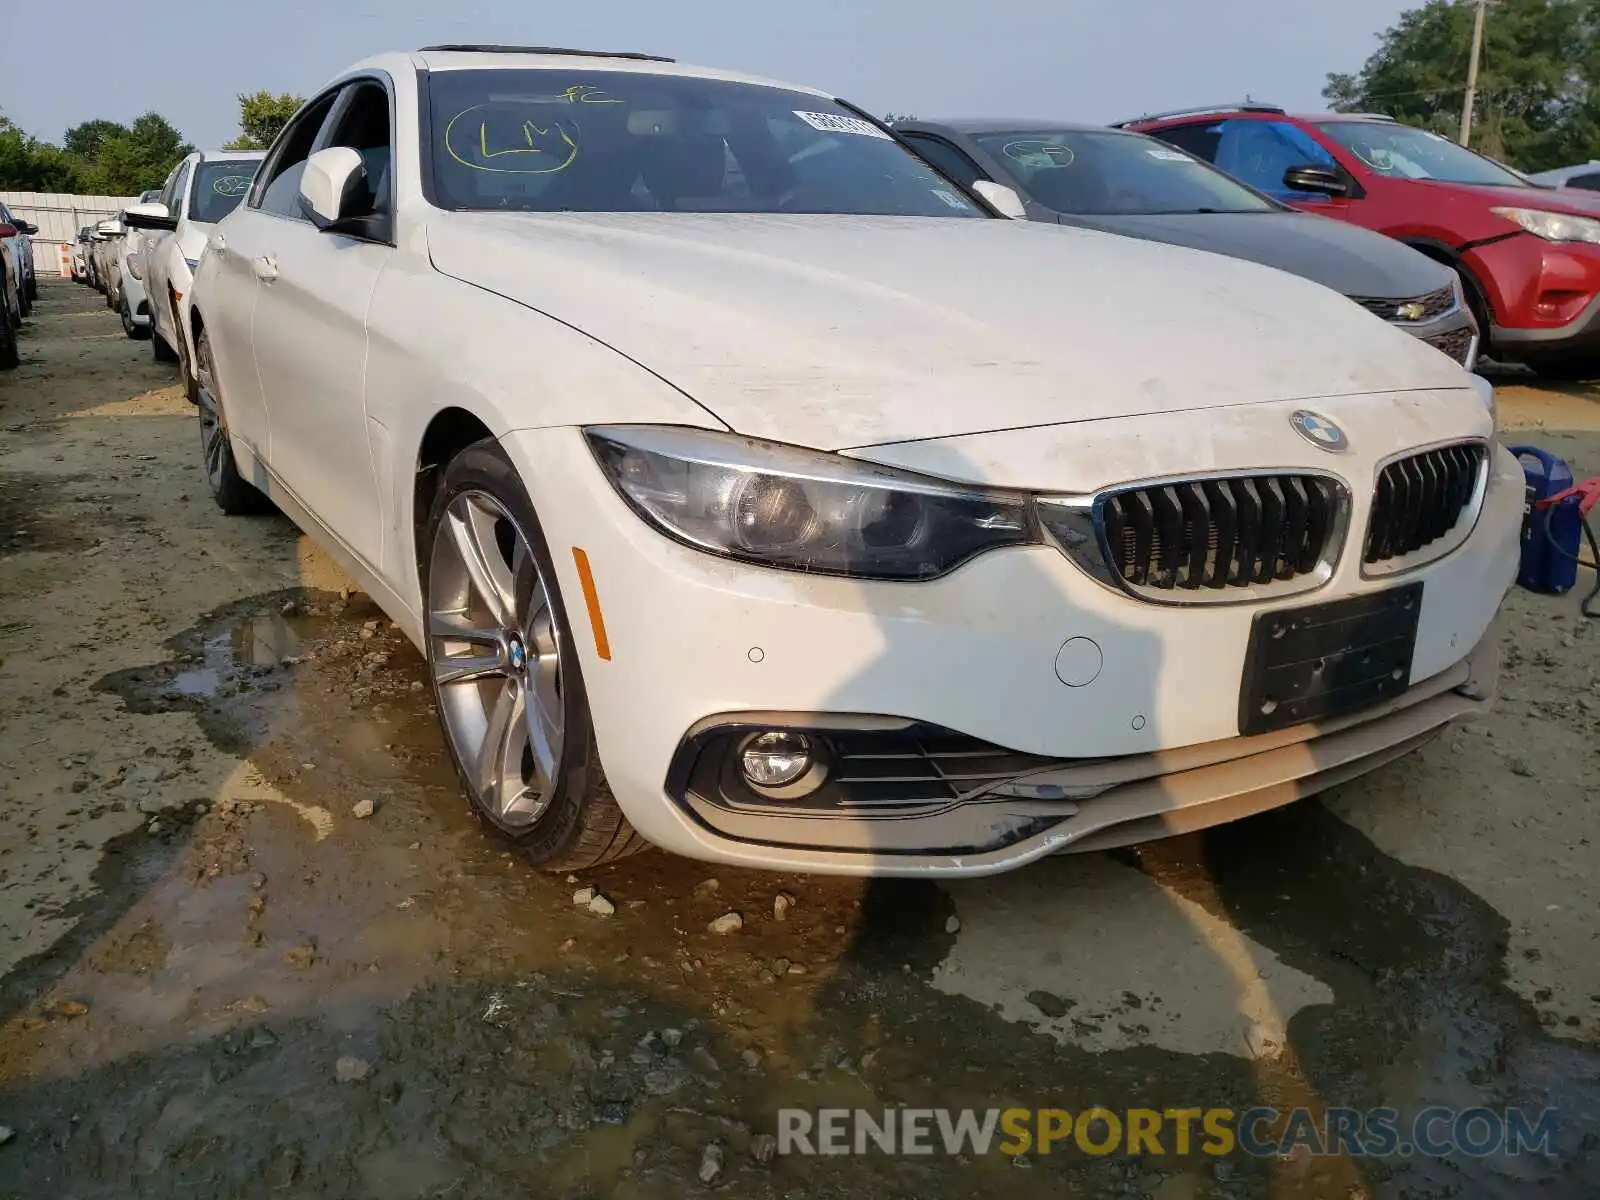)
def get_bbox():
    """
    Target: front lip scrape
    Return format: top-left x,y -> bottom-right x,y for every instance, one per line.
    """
668,631 -> 1496,867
